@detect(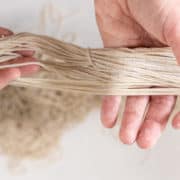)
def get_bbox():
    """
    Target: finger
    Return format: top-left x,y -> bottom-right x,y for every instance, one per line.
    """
137,96 -> 176,149
101,96 -> 121,128
6,57 -> 40,76
172,112 -> 180,129
0,27 -> 34,57
0,68 -> 20,89
0,27 -> 13,36
19,58 -> 40,76
119,96 -> 149,145
15,50 -> 35,57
